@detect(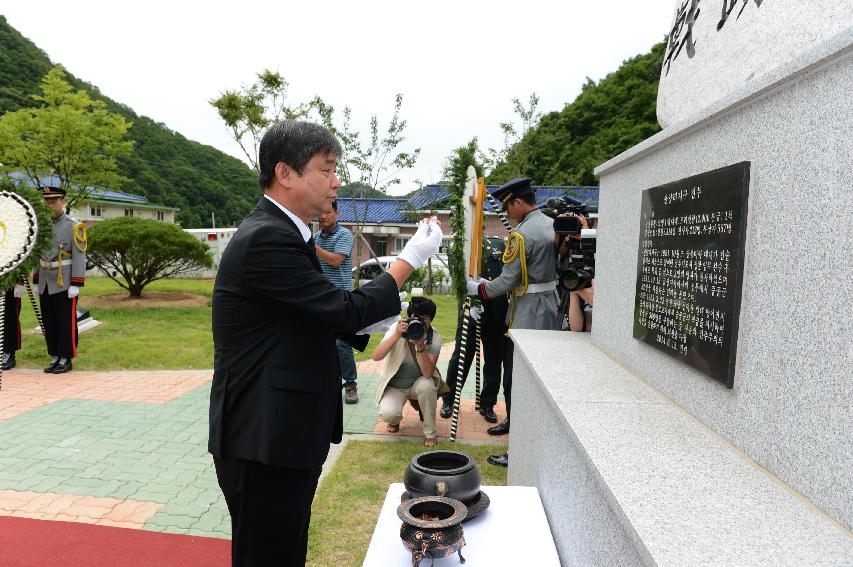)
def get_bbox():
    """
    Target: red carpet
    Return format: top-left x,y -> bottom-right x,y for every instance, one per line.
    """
0,516 -> 230,566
